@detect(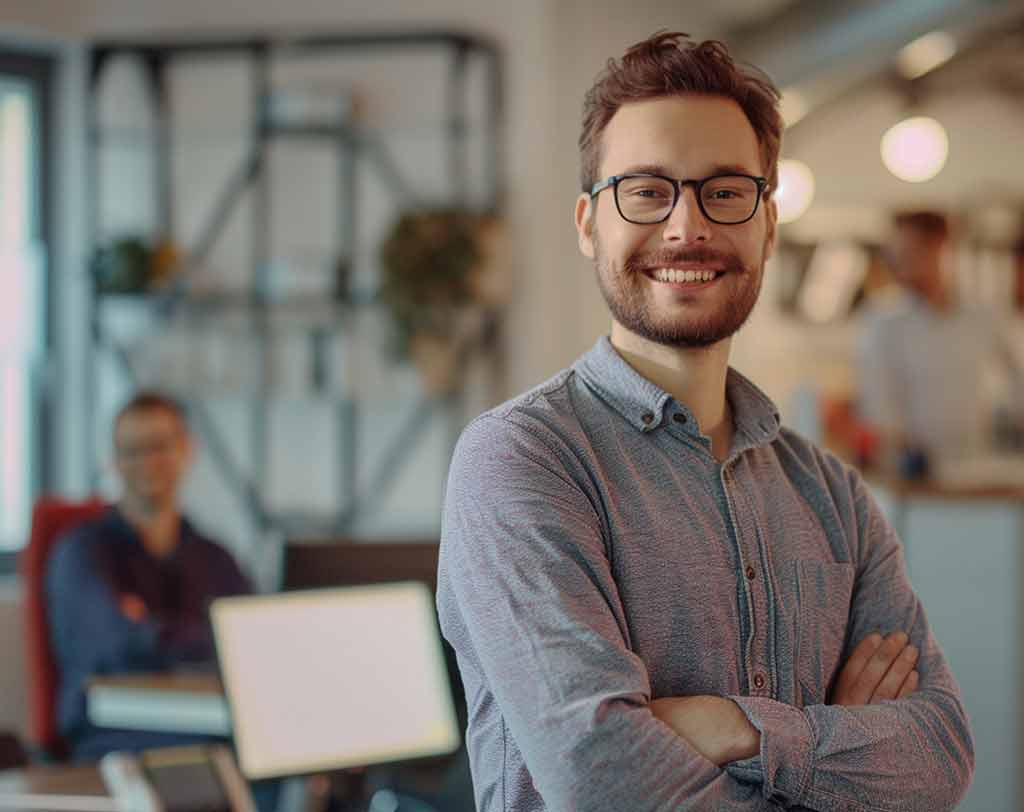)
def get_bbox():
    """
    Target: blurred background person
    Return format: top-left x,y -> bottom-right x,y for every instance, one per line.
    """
45,392 -> 251,761
857,211 -> 1024,475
